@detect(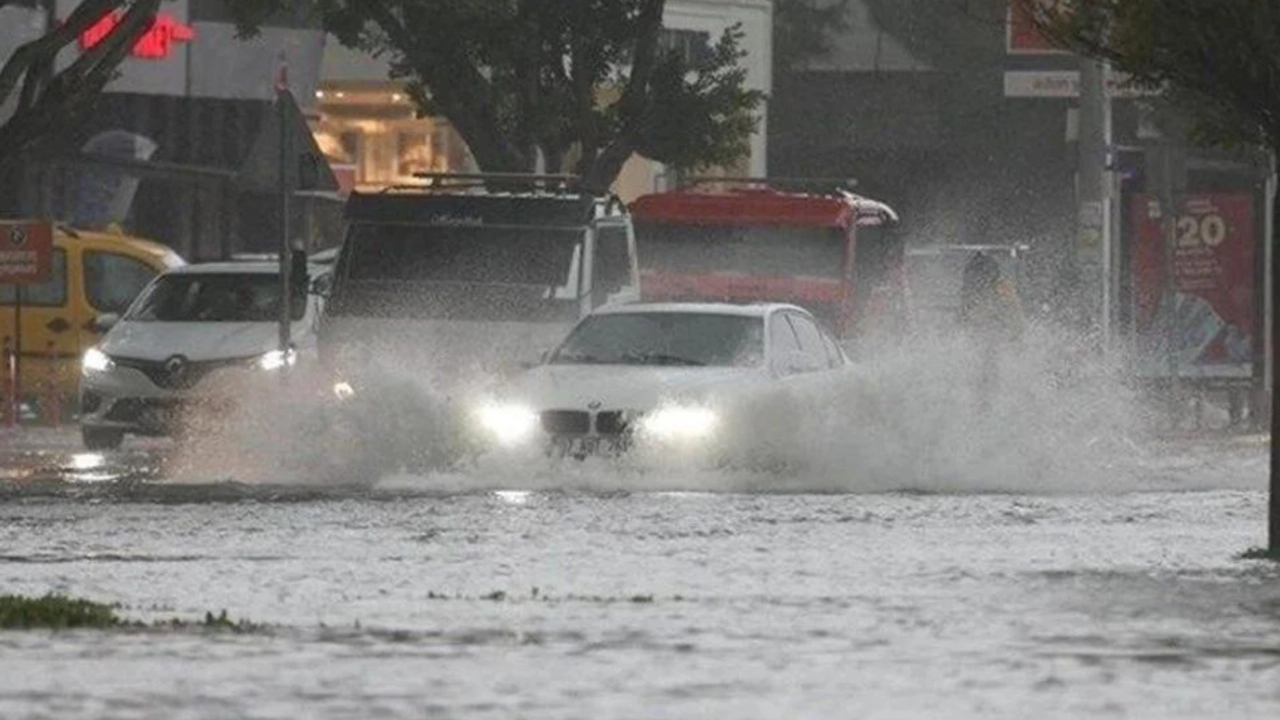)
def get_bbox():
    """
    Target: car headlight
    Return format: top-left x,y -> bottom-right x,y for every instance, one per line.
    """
640,405 -> 718,440
332,381 -> 356,400
476,403 -> 539,446
257,348 -> 298,371
82,347 -> 115,375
